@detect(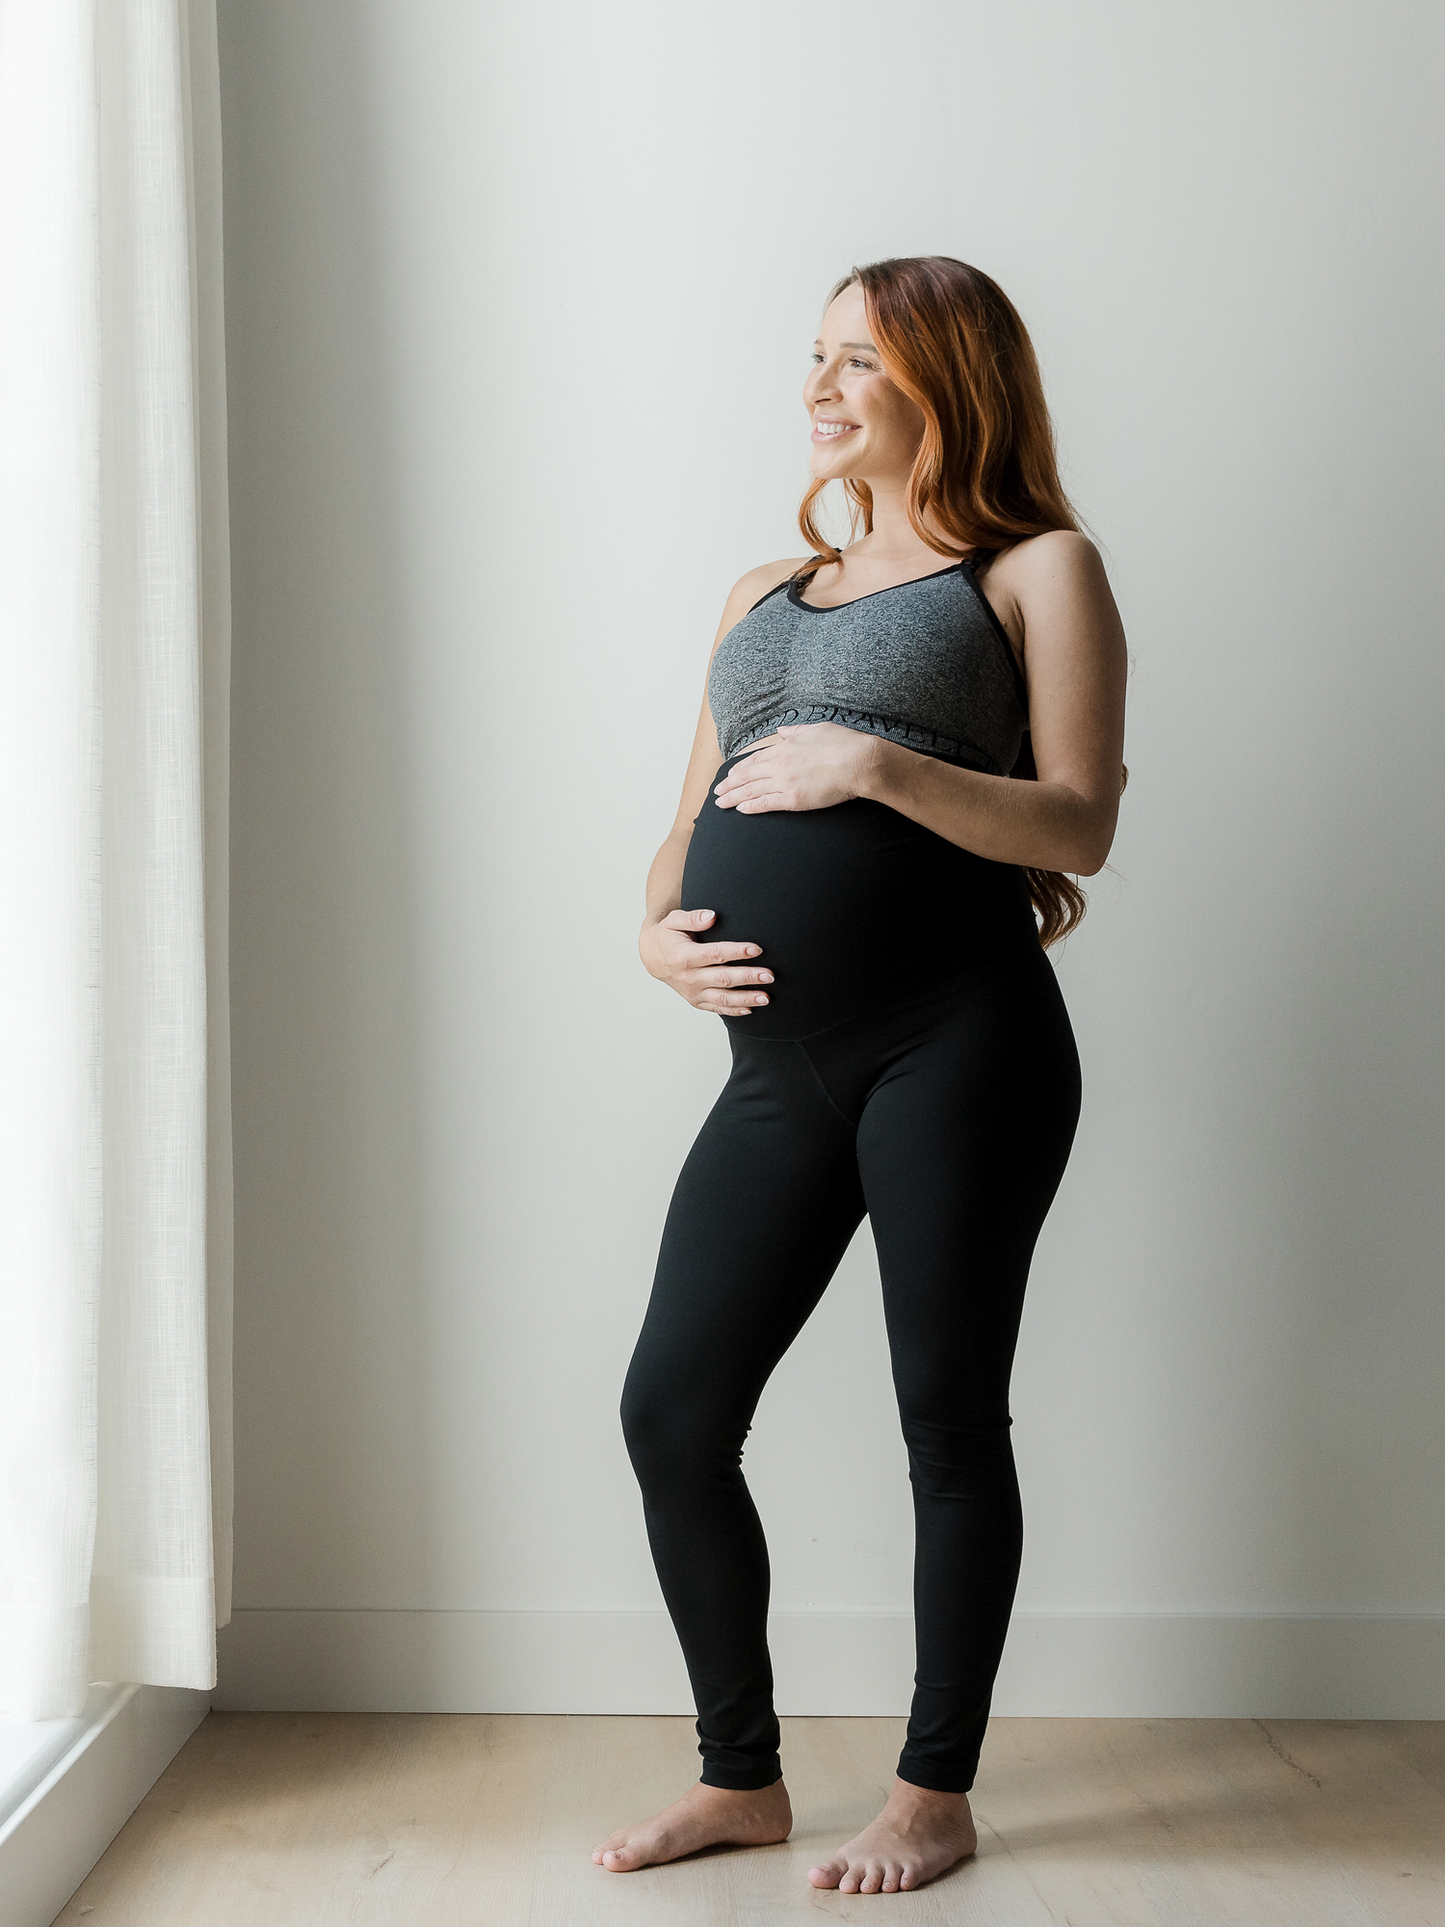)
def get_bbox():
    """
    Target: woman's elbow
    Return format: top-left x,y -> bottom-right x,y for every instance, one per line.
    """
1071,845 -> 1112,878
1055,800 -> 1118,877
